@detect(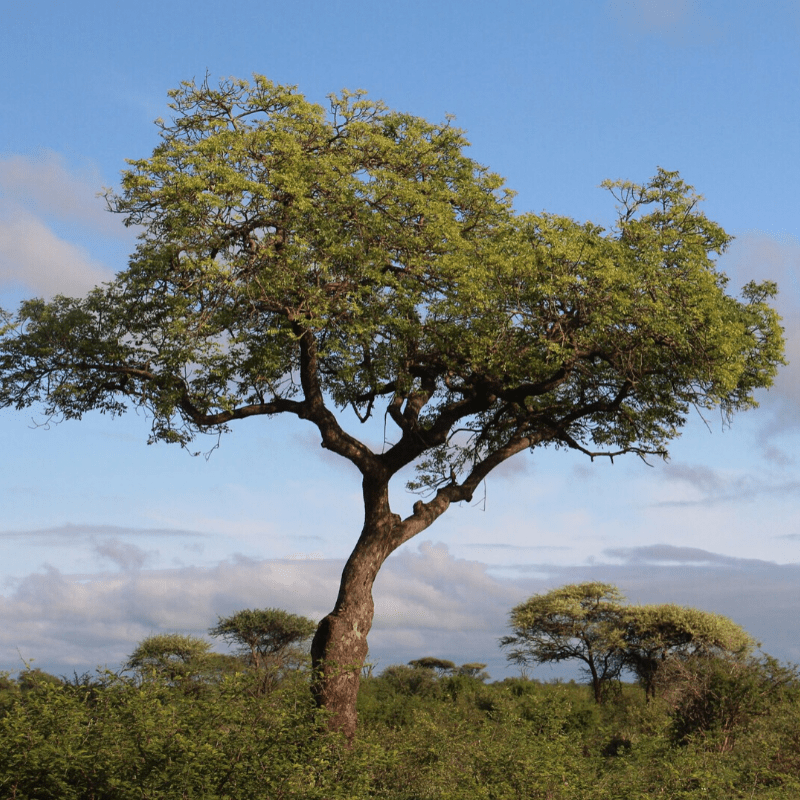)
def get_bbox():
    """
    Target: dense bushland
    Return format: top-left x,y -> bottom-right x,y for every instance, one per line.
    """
1,652 -> 799,799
